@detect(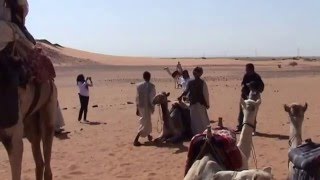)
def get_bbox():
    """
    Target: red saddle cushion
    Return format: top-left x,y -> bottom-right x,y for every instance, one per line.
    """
184,126 -> 242,175
26,47 -> 56,83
